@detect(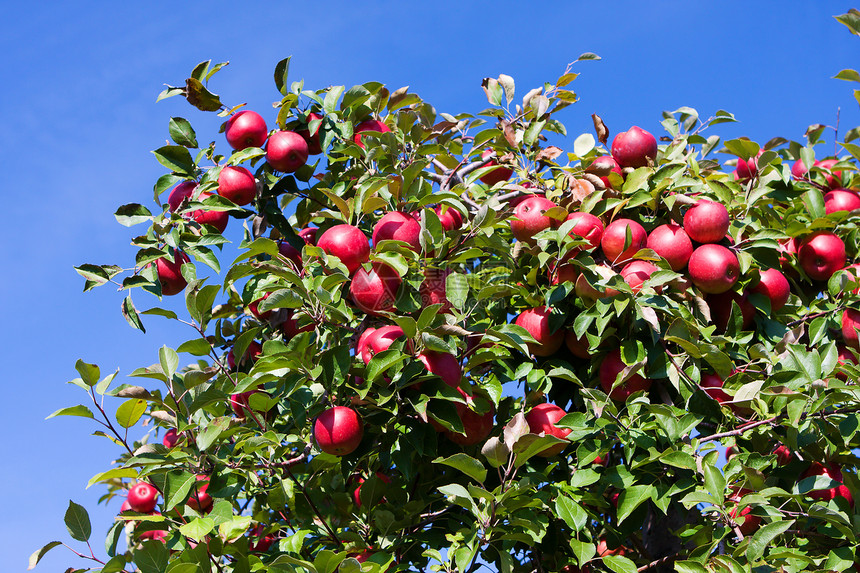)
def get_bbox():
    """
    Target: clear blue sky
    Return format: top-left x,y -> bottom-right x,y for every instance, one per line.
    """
2,1 -> 858,570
